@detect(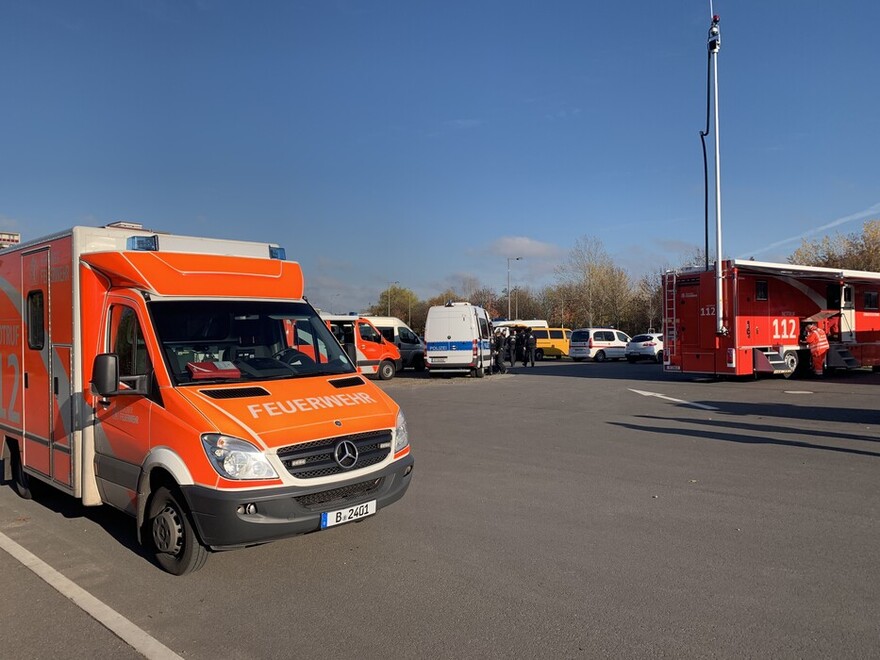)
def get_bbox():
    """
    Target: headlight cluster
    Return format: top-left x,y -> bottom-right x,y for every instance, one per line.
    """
395,410 -> 409,452
201,434 -> 278,480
